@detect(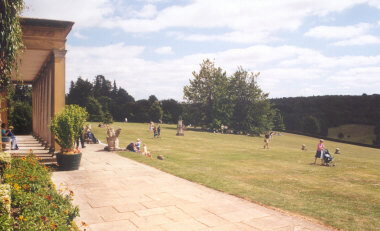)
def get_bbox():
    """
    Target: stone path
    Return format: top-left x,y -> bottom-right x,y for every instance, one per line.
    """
51,143 -> 333,231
